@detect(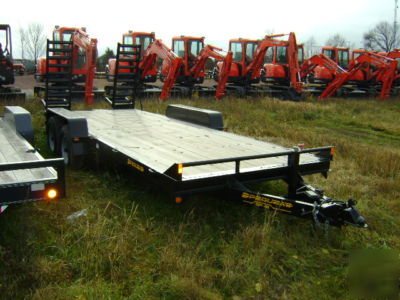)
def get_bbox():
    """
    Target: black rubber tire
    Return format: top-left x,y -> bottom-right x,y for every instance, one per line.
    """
59,125 -> 84,169
47,117 -> 60,154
